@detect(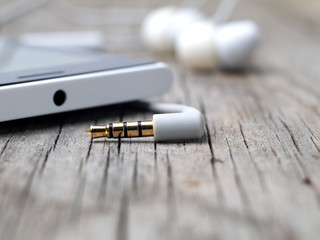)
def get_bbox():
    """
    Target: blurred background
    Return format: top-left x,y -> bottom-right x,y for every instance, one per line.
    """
1,1 -> 320,240
0,0 -> 319,65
